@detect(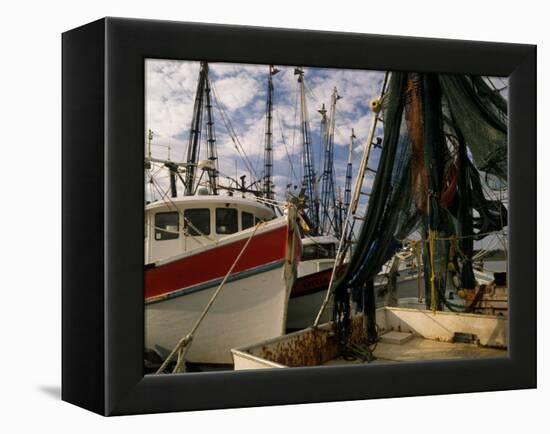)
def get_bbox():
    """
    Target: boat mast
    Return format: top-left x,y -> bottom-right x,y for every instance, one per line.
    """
320,87 -> 341,237
294,68 -> 319,234
185,61 -> 219,196
147,129 -> 153,161
203,65 -> 219,195
184,62 -> 207,195
318,103 -> 328,234
343,128 -> 355,217
263,65 -> 279,200
169,166 -> 177,198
